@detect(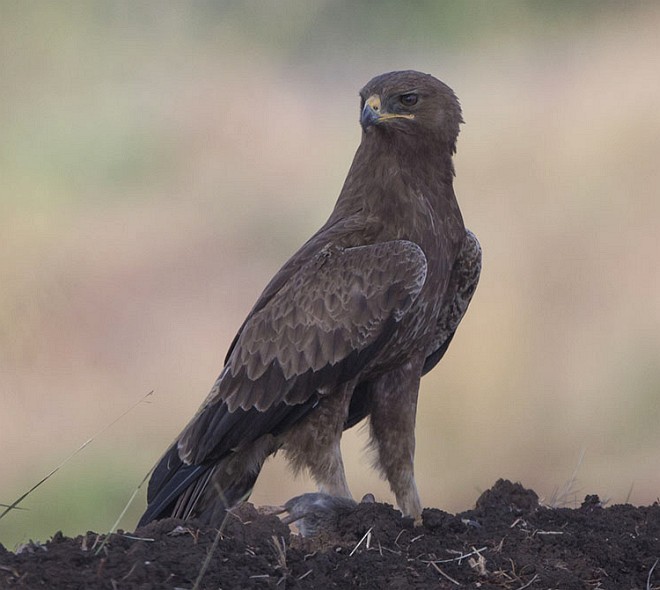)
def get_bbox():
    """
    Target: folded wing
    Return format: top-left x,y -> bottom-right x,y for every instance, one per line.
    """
141,239 -> 428,523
